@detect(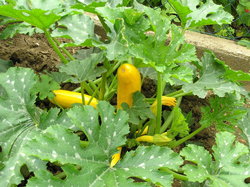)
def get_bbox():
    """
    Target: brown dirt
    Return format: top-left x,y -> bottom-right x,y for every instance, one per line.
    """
0,33 -> 60,72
